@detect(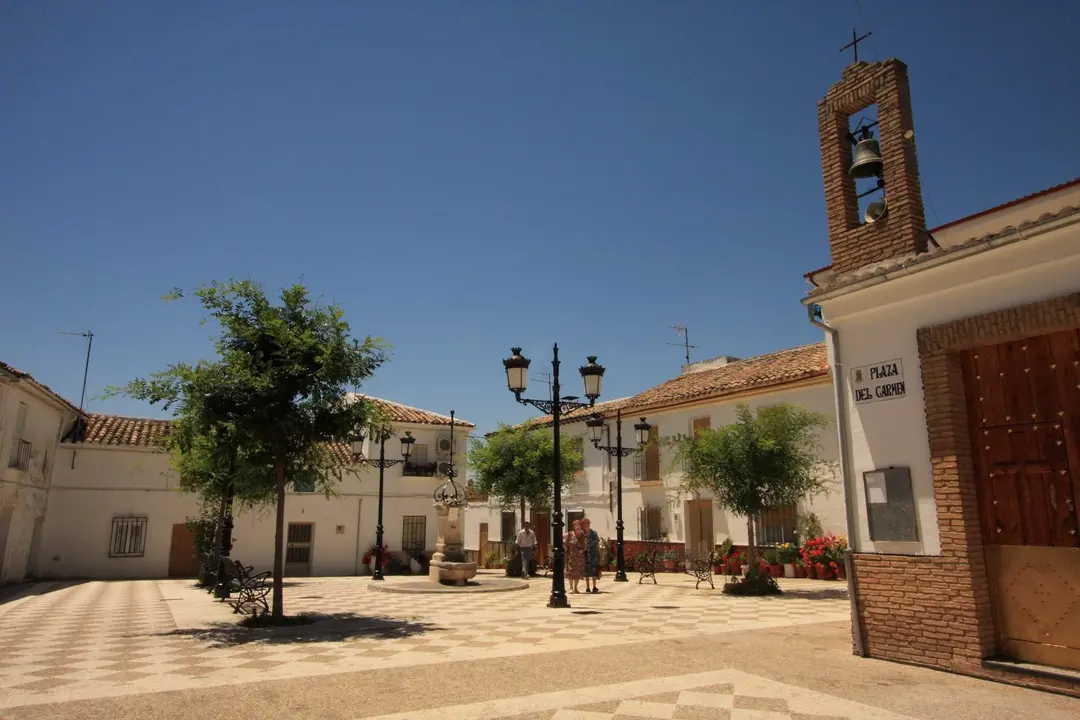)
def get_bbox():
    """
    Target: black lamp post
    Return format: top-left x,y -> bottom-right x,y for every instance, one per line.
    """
351,430 -> 416,580
433,410 -> 467,508
586,411 -> 651,582
503,345 -> 604,608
